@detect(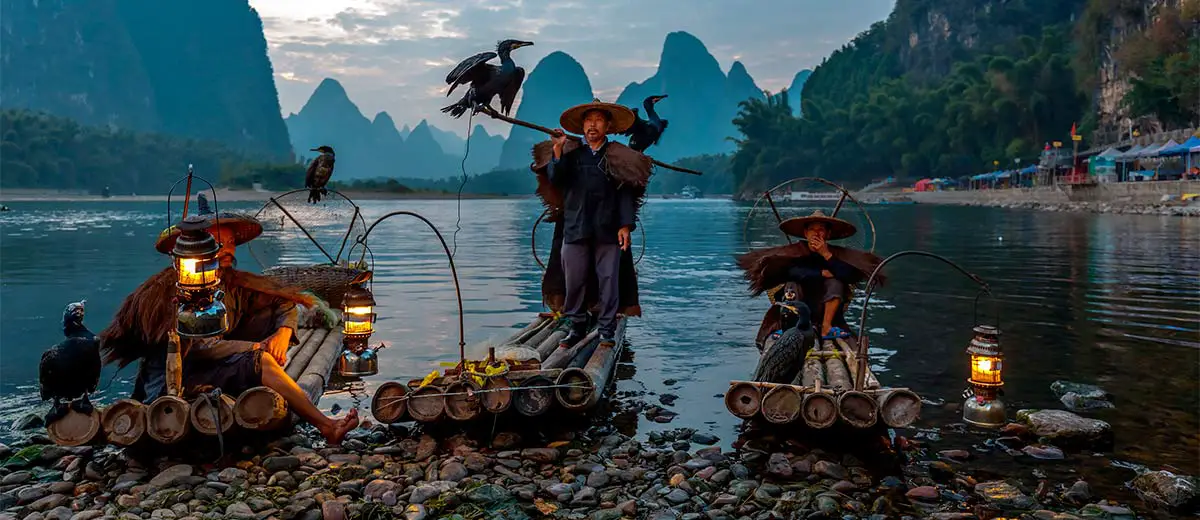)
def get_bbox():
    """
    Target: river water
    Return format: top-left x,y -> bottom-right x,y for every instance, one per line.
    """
1,198 -> 1197,508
